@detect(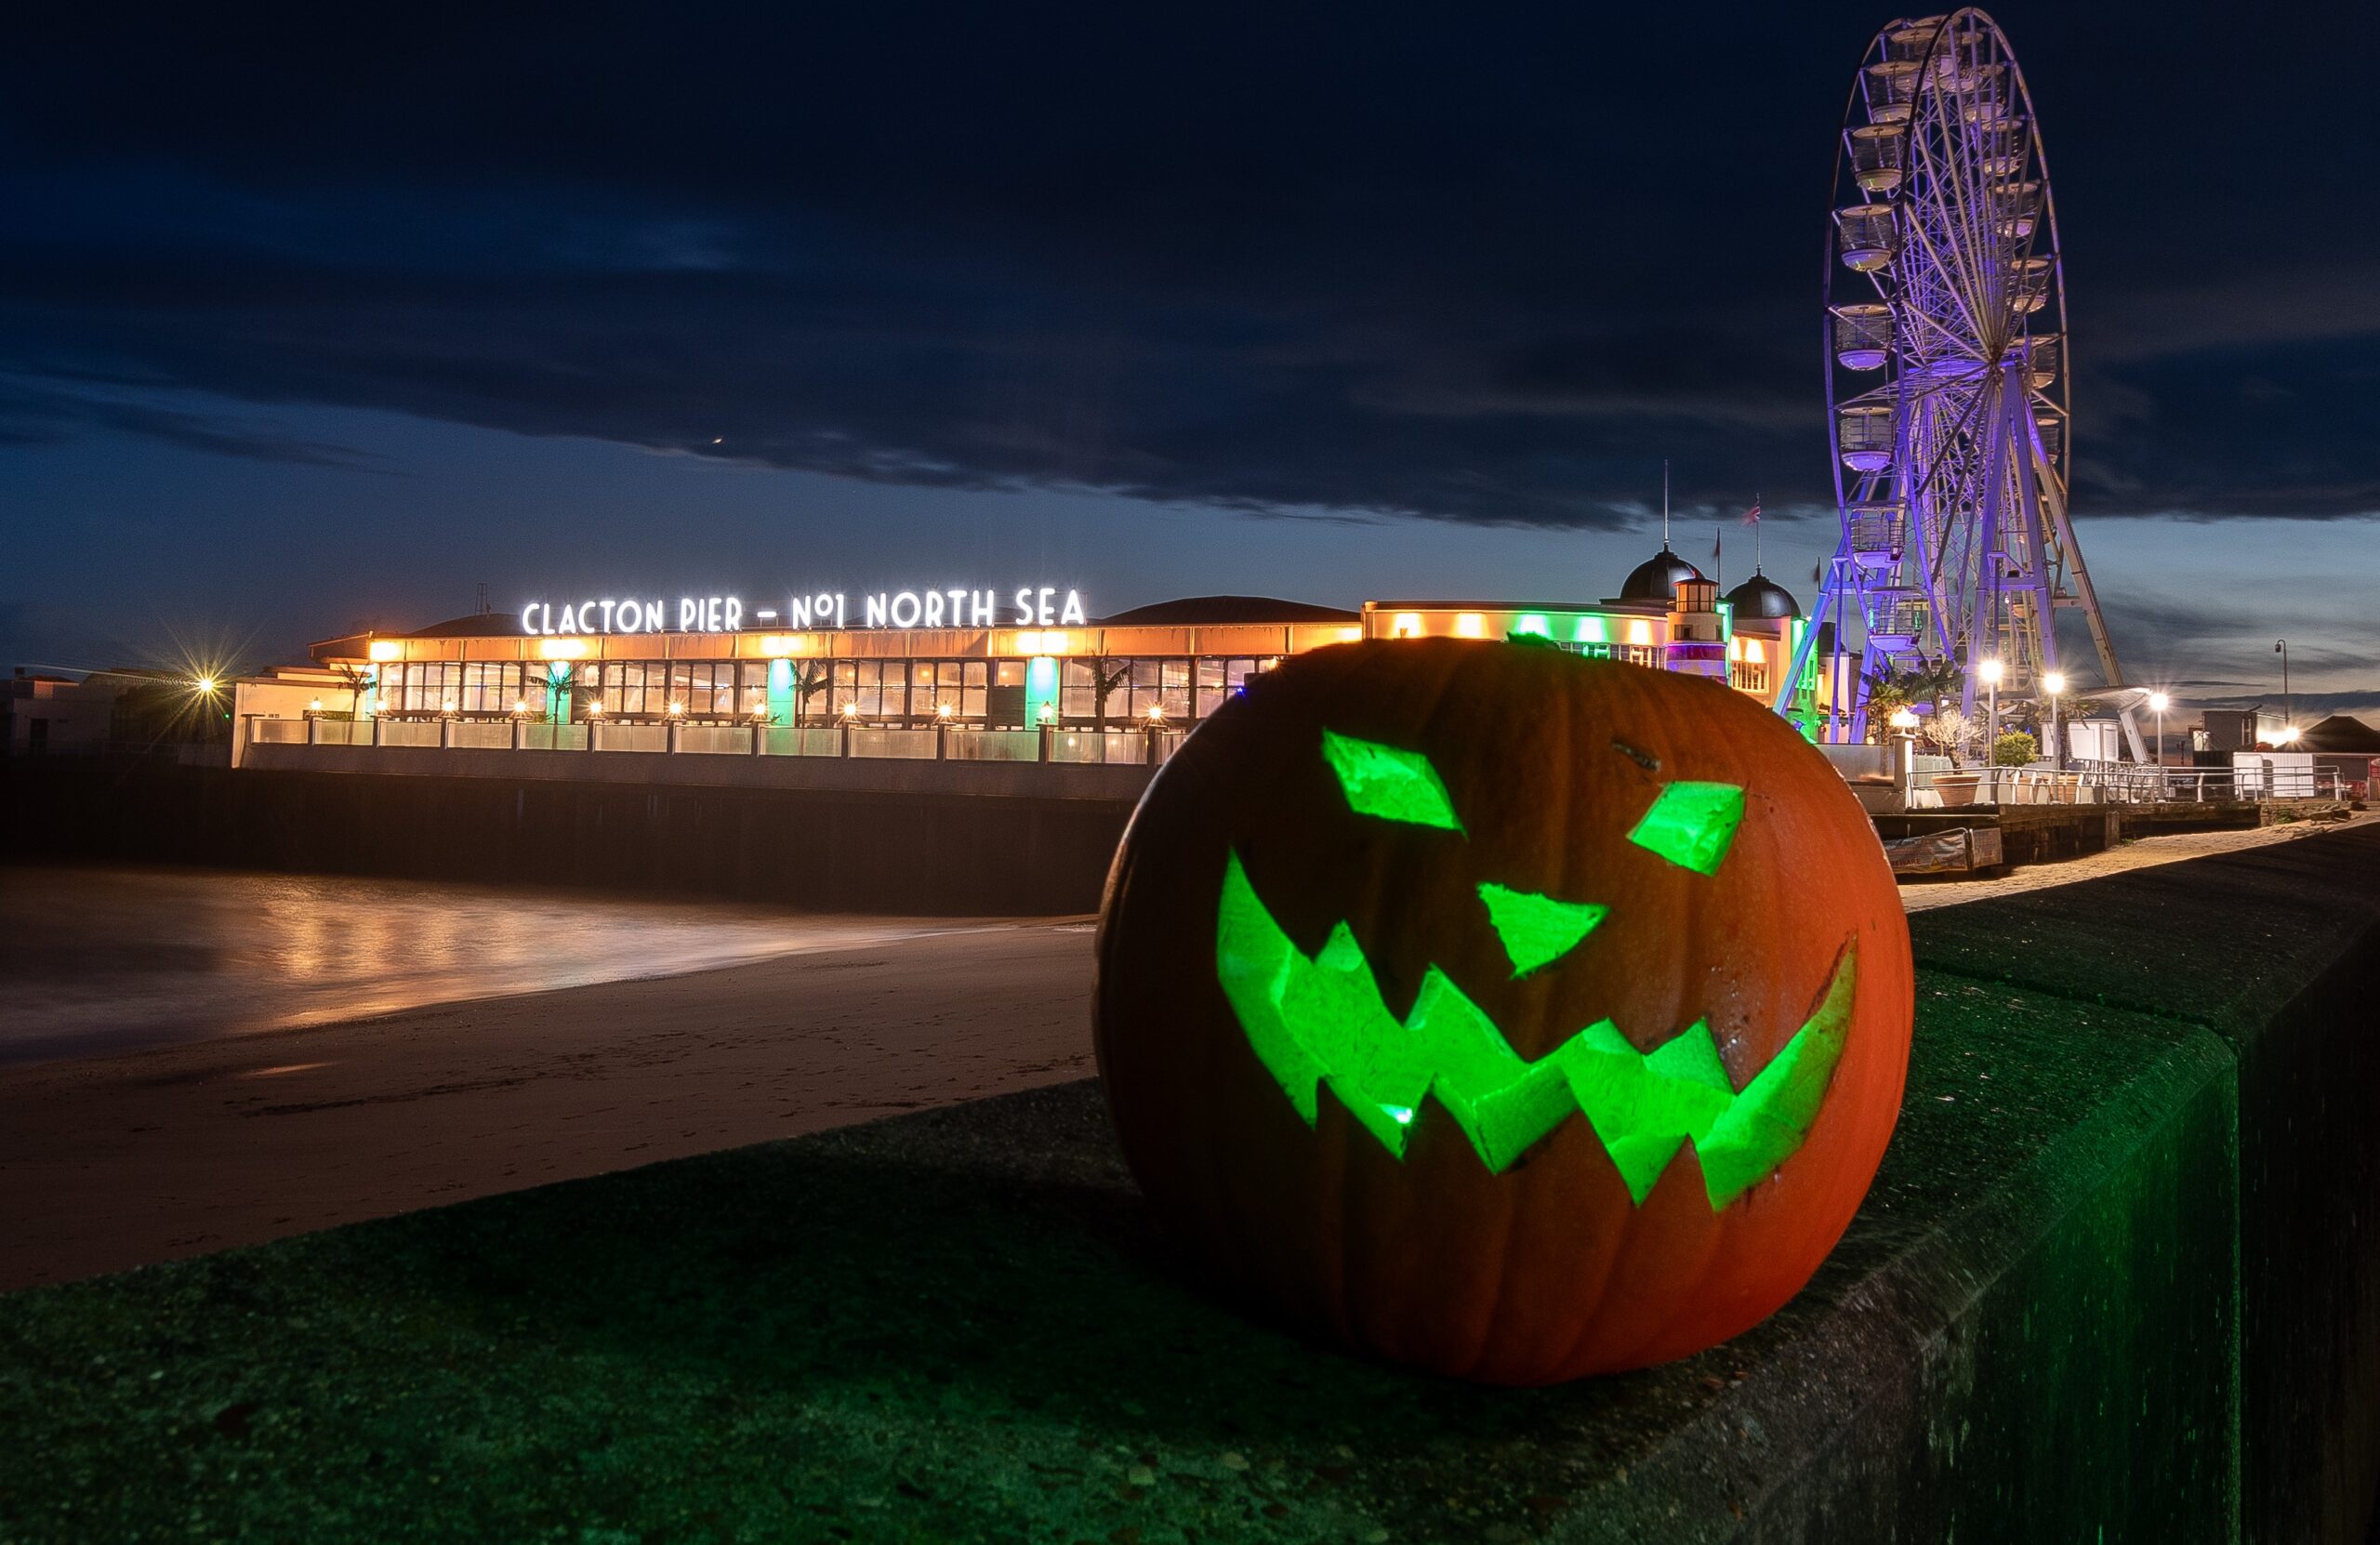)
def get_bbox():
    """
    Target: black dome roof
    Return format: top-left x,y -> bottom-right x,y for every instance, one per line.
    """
1620,546 -> 1708,602
1724,570 -> 1801,620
